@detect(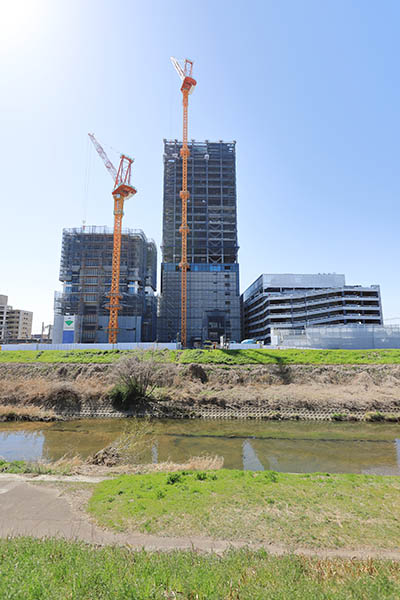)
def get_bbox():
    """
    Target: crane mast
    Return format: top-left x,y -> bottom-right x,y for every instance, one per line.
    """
88,133 -> 137,344
170,57 -> 197,348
